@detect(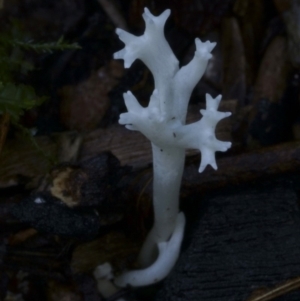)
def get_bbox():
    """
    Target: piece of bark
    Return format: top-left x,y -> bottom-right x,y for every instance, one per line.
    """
183,141 -> 300,195
59,61 -> 123,131
155,181 -> 300,301
80,124 -> 151,167
221,17 -> 247,104
0,126 -> 150,188
248,36 -> 291,146
10,193 -> 101,239
233,0 -> 264,84
1,133 -> 300,199
252,36 -> 290,105
278,0 -> 300,67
